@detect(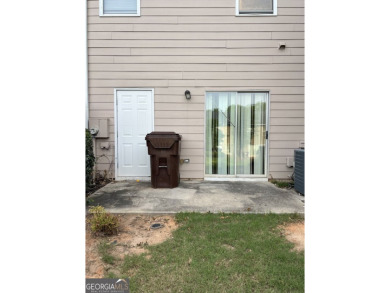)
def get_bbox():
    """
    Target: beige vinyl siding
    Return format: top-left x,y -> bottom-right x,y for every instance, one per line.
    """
88,24 -> 304,32
88,0 -> 304,179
